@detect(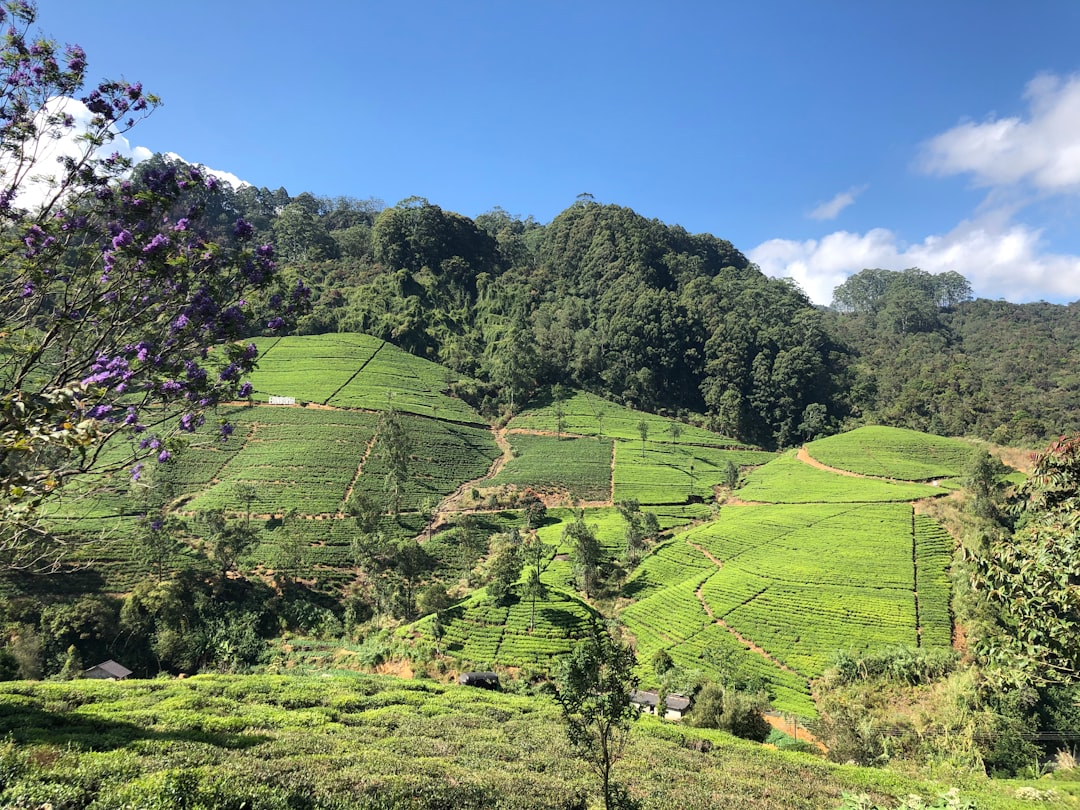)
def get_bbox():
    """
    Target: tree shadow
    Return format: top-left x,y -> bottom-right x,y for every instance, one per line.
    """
0,701 -> 269,752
